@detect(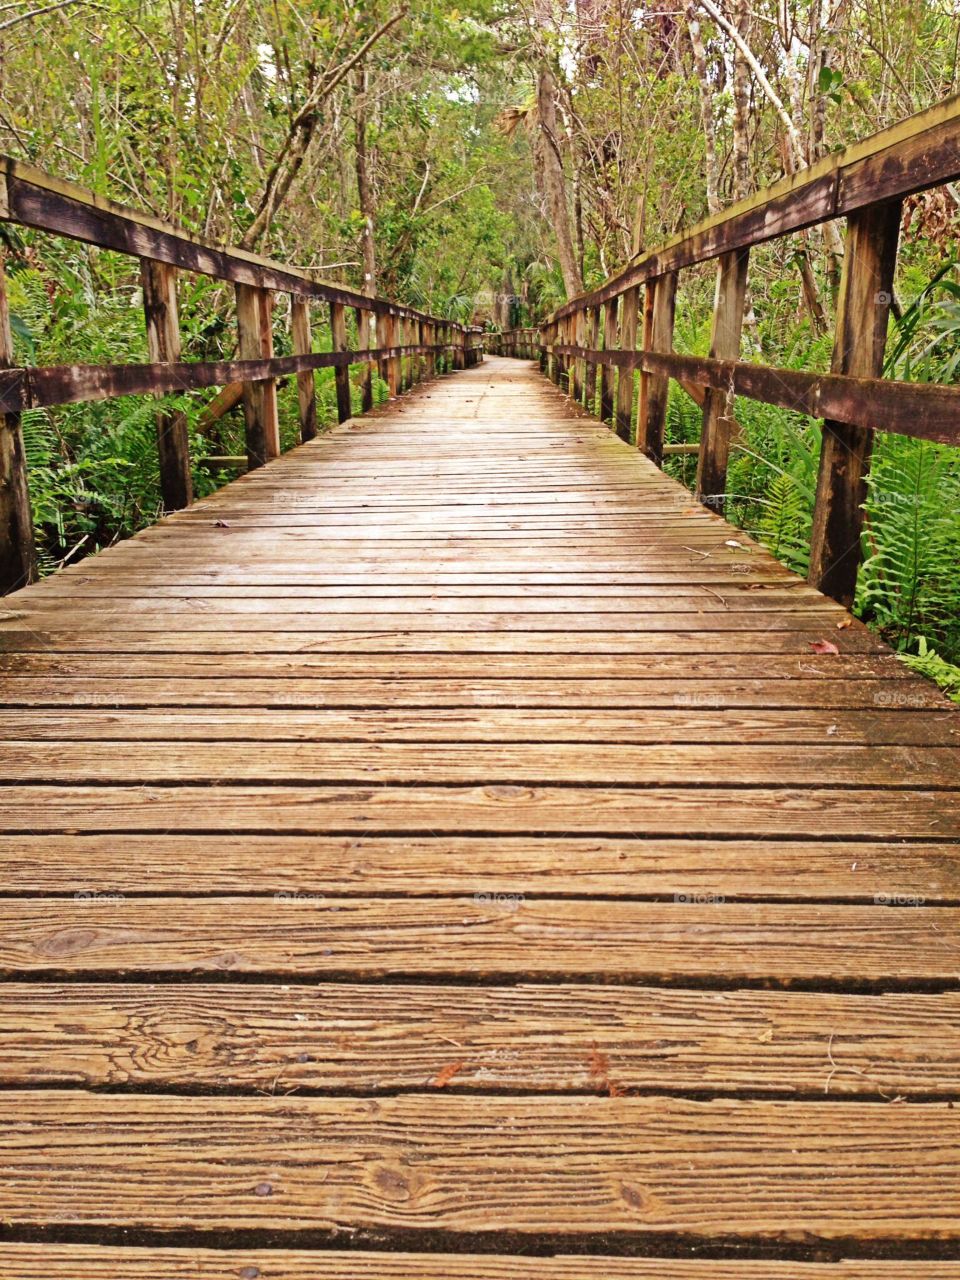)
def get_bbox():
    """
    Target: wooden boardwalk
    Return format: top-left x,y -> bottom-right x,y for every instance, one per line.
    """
0,353 -> 959,1275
